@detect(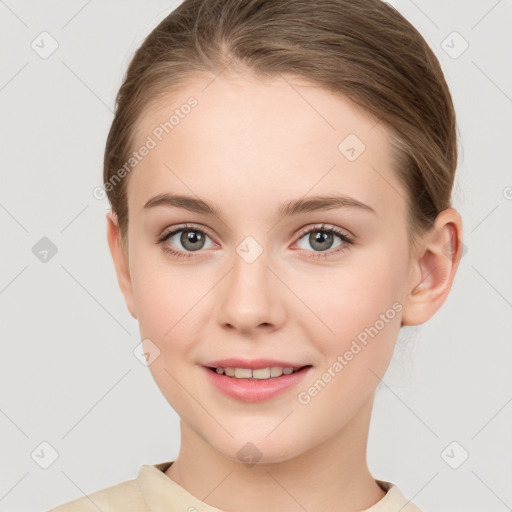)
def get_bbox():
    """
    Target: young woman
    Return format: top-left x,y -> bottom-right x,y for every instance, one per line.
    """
49,0 -> 463,510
